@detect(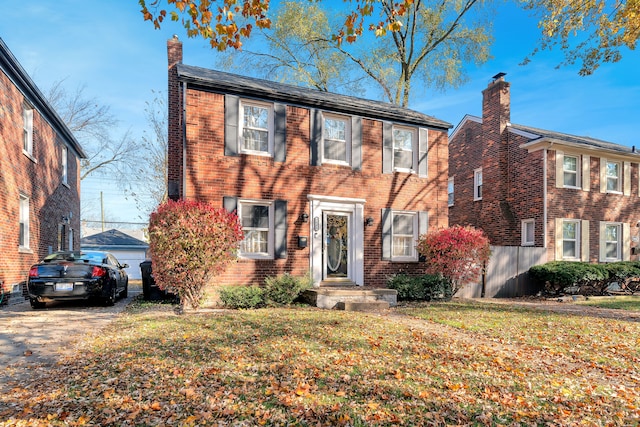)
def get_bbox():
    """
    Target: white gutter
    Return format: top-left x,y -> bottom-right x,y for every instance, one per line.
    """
543,148 -> 548,249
